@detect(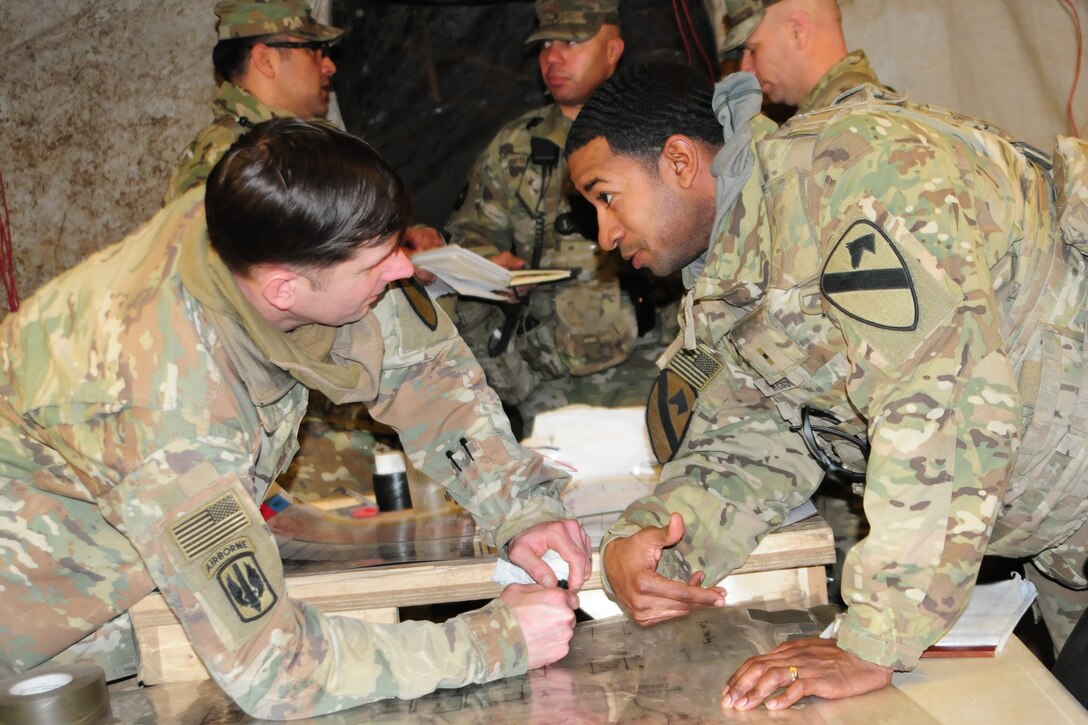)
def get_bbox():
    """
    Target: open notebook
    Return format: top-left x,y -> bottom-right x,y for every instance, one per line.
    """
411,245 -> 571,301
